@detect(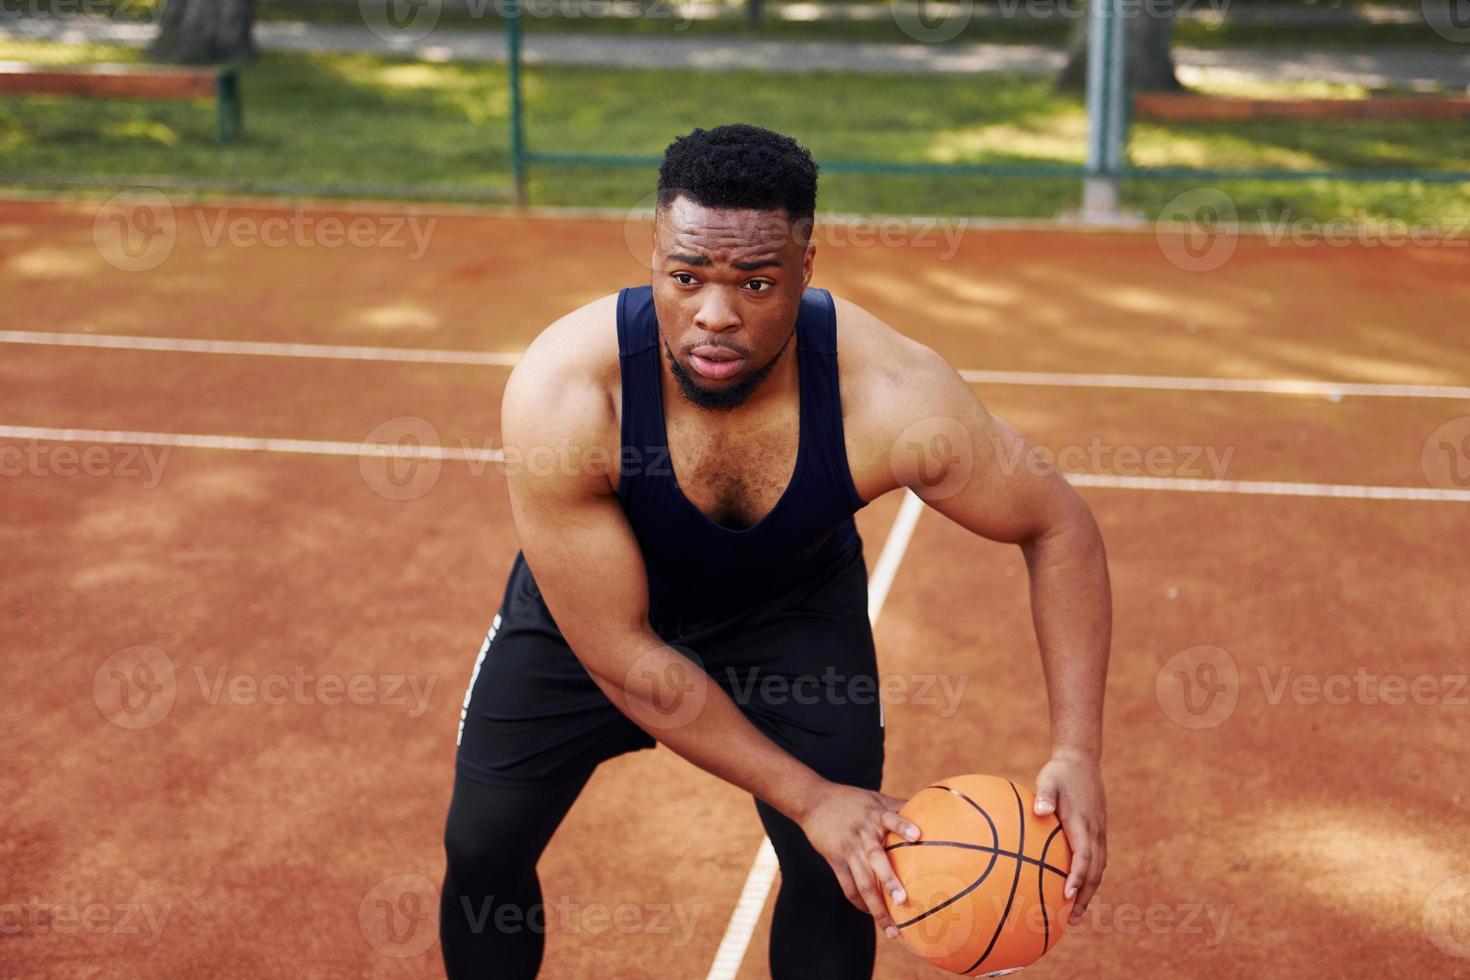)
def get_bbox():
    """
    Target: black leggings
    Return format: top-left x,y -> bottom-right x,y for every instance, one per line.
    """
440,771 -> 876,979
